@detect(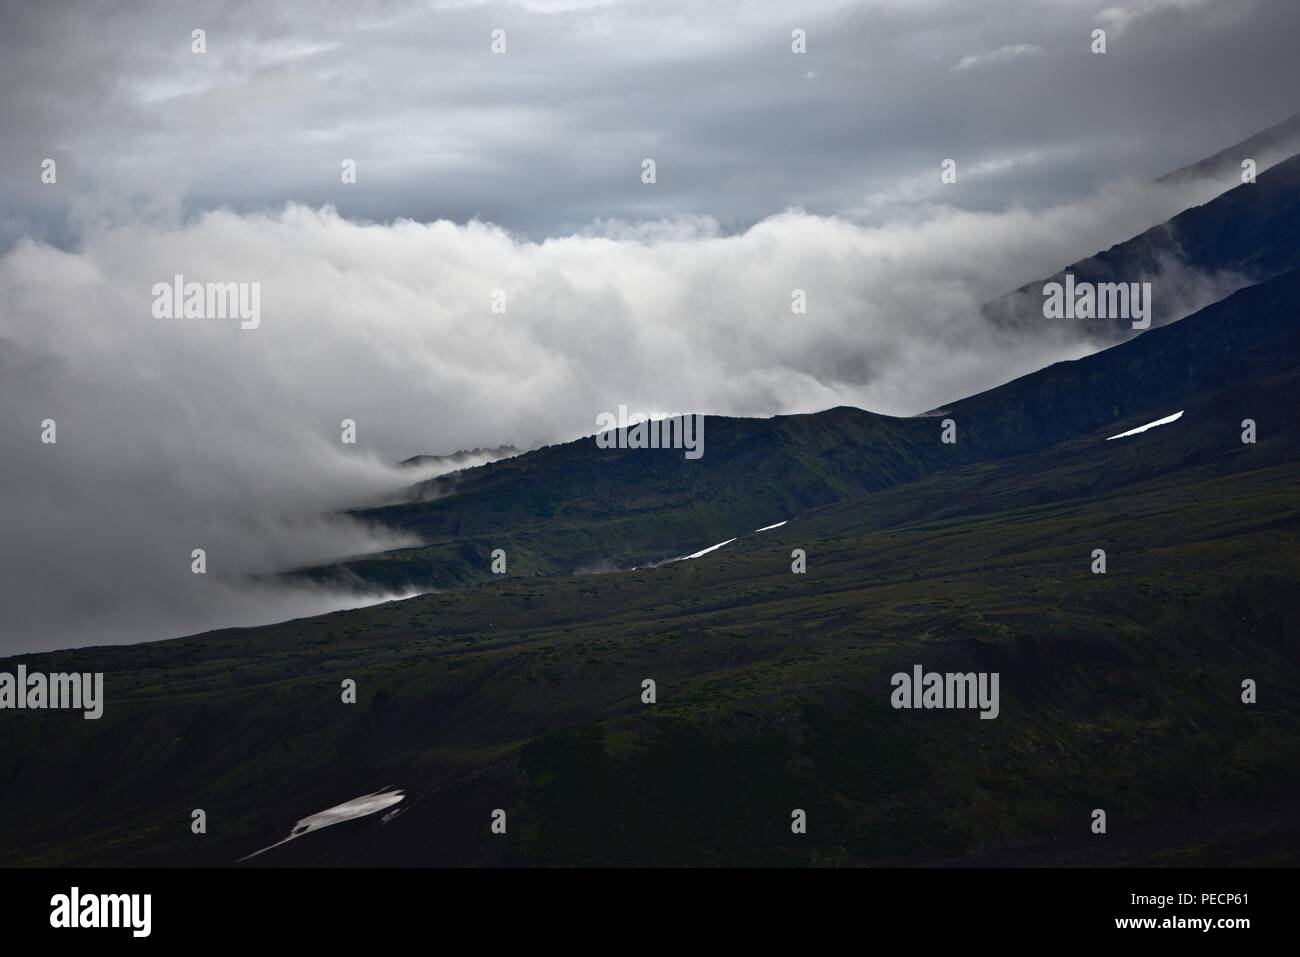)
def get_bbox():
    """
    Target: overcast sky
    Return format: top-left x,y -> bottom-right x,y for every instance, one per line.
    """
4,0 -> 1300,245
2,0 -> 1298,653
